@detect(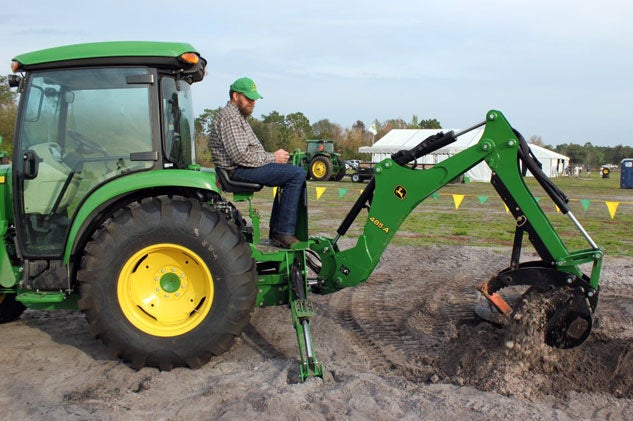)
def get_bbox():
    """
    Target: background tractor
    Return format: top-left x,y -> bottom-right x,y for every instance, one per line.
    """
1,41 -> 603,381
292,139 -> 346,181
